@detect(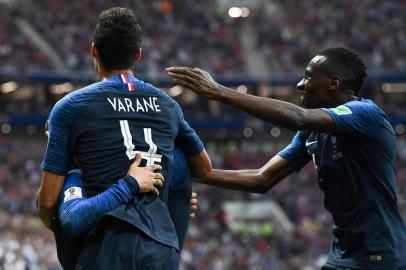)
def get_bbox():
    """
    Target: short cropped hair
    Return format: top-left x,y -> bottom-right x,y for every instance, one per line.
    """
94,7 -> 141,71
319,47 -> 367,96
